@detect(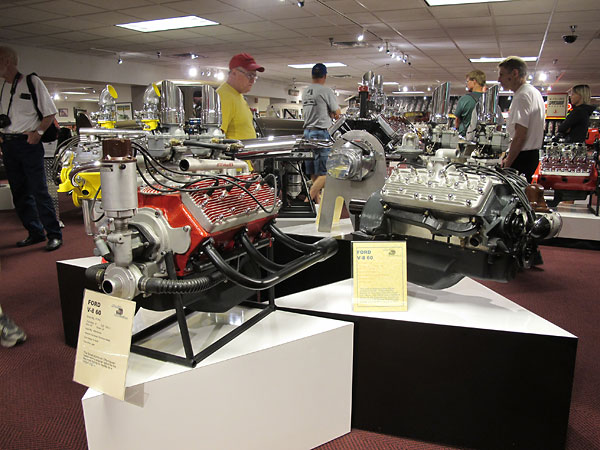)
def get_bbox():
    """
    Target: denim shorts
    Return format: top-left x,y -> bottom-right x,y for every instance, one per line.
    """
303,128 -> 331,176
